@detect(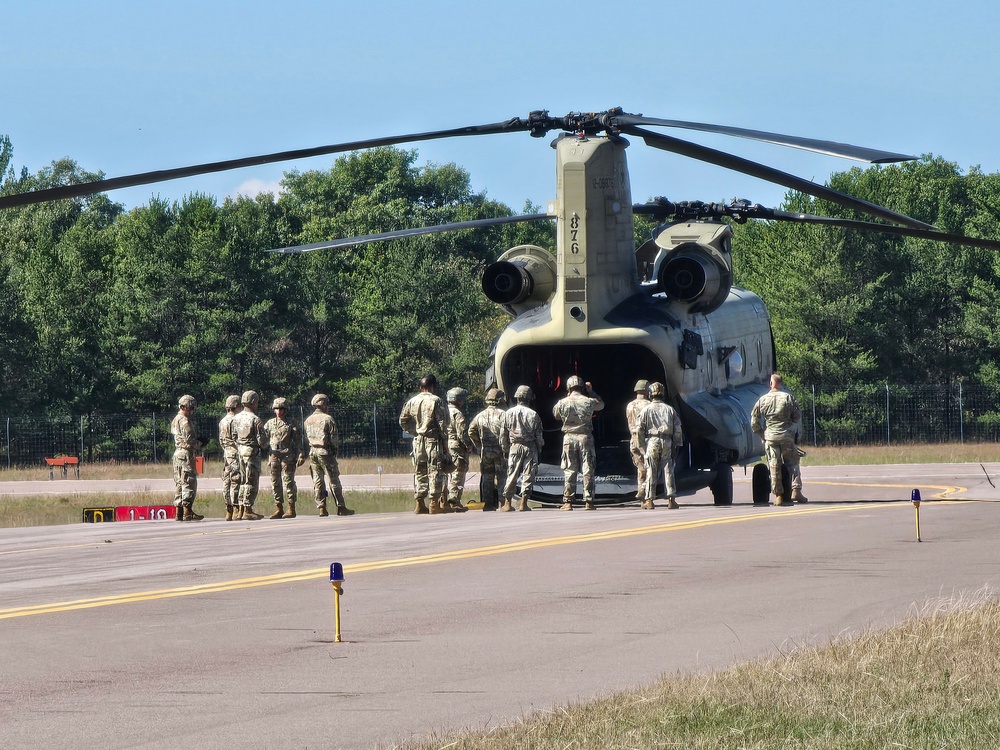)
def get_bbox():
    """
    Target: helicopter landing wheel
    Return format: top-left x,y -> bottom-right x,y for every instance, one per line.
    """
751,463 -> 771,505
710,464 -> 733,506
